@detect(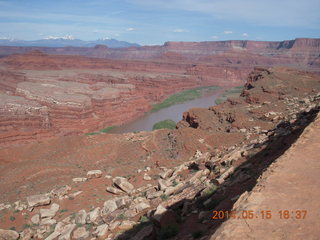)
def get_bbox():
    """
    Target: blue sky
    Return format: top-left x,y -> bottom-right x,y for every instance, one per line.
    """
0,0 -> 319,45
